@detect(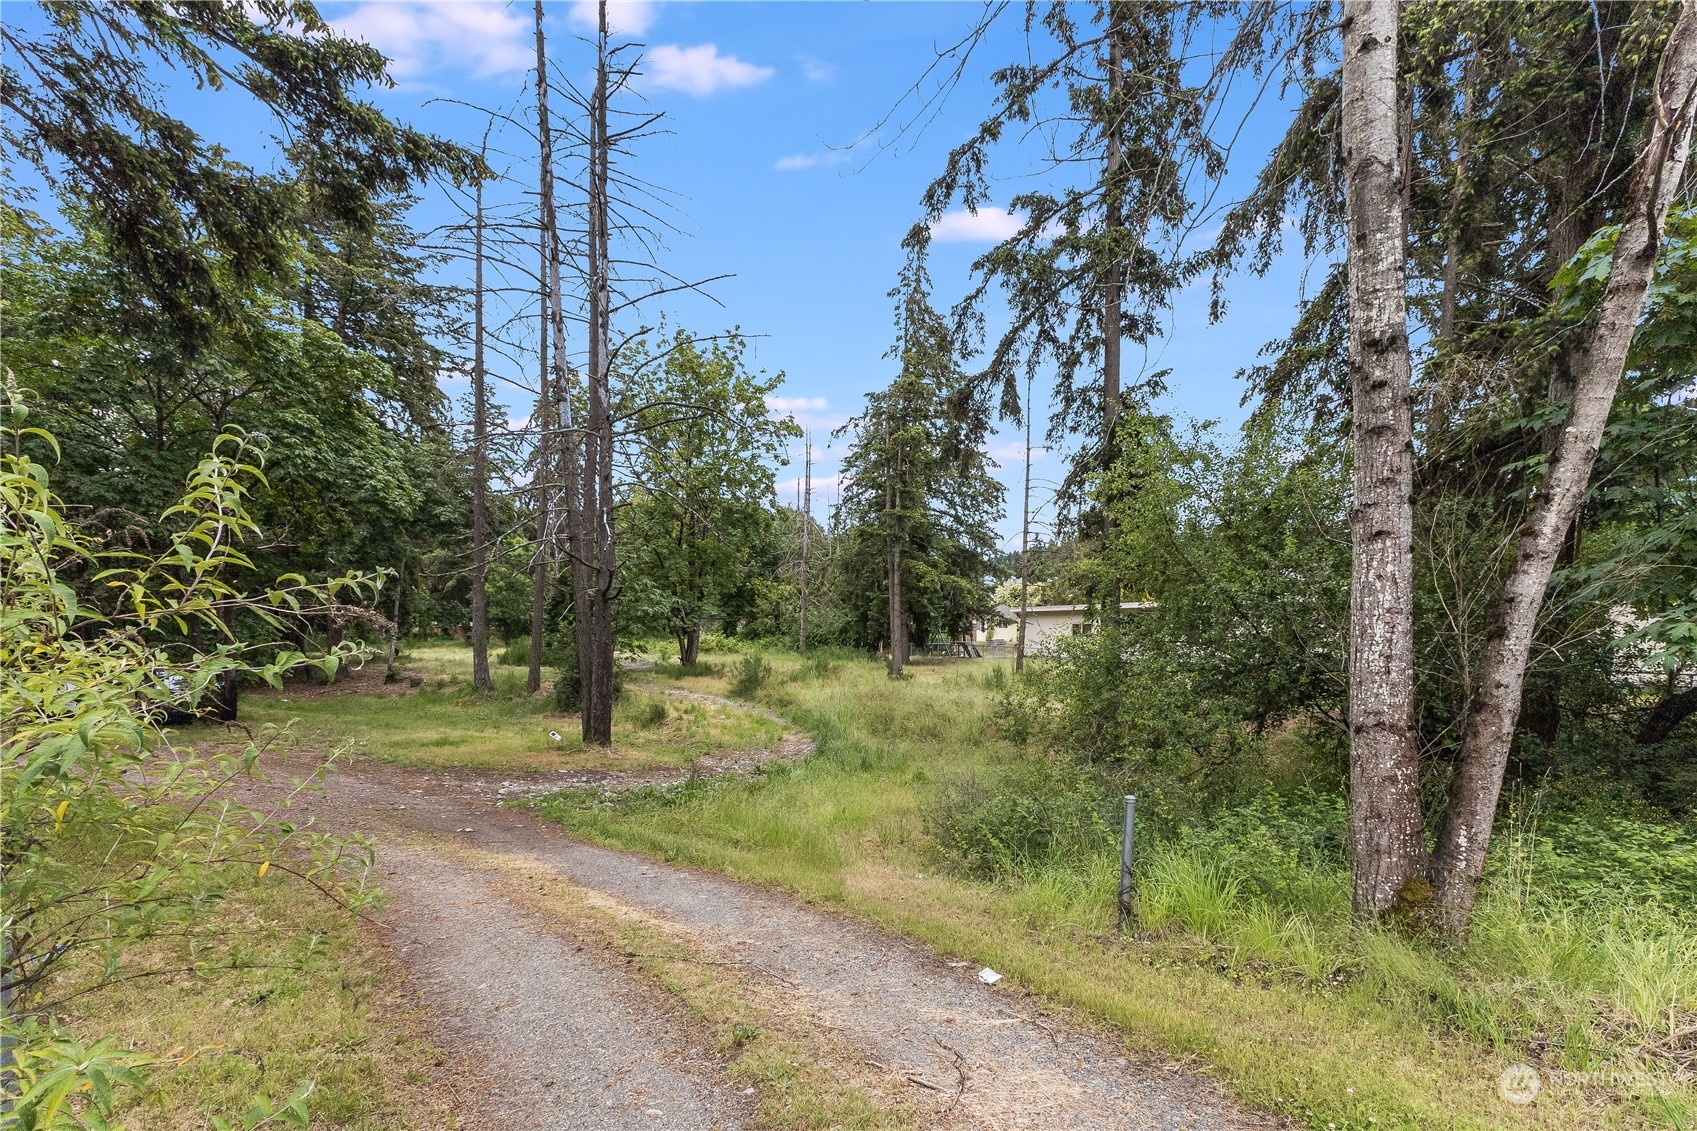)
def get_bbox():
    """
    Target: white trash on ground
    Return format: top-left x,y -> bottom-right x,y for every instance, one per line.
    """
977,967 -> 1002,985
